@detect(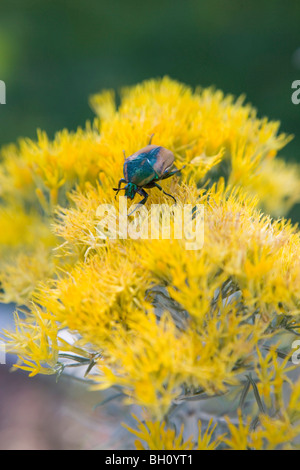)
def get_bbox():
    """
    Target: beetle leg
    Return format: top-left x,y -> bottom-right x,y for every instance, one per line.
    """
113,178 -> 127,198
153,183 -> 176,204
137,188 -> 149,205
128,189 -> 148,216
160,165 -> 186,181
